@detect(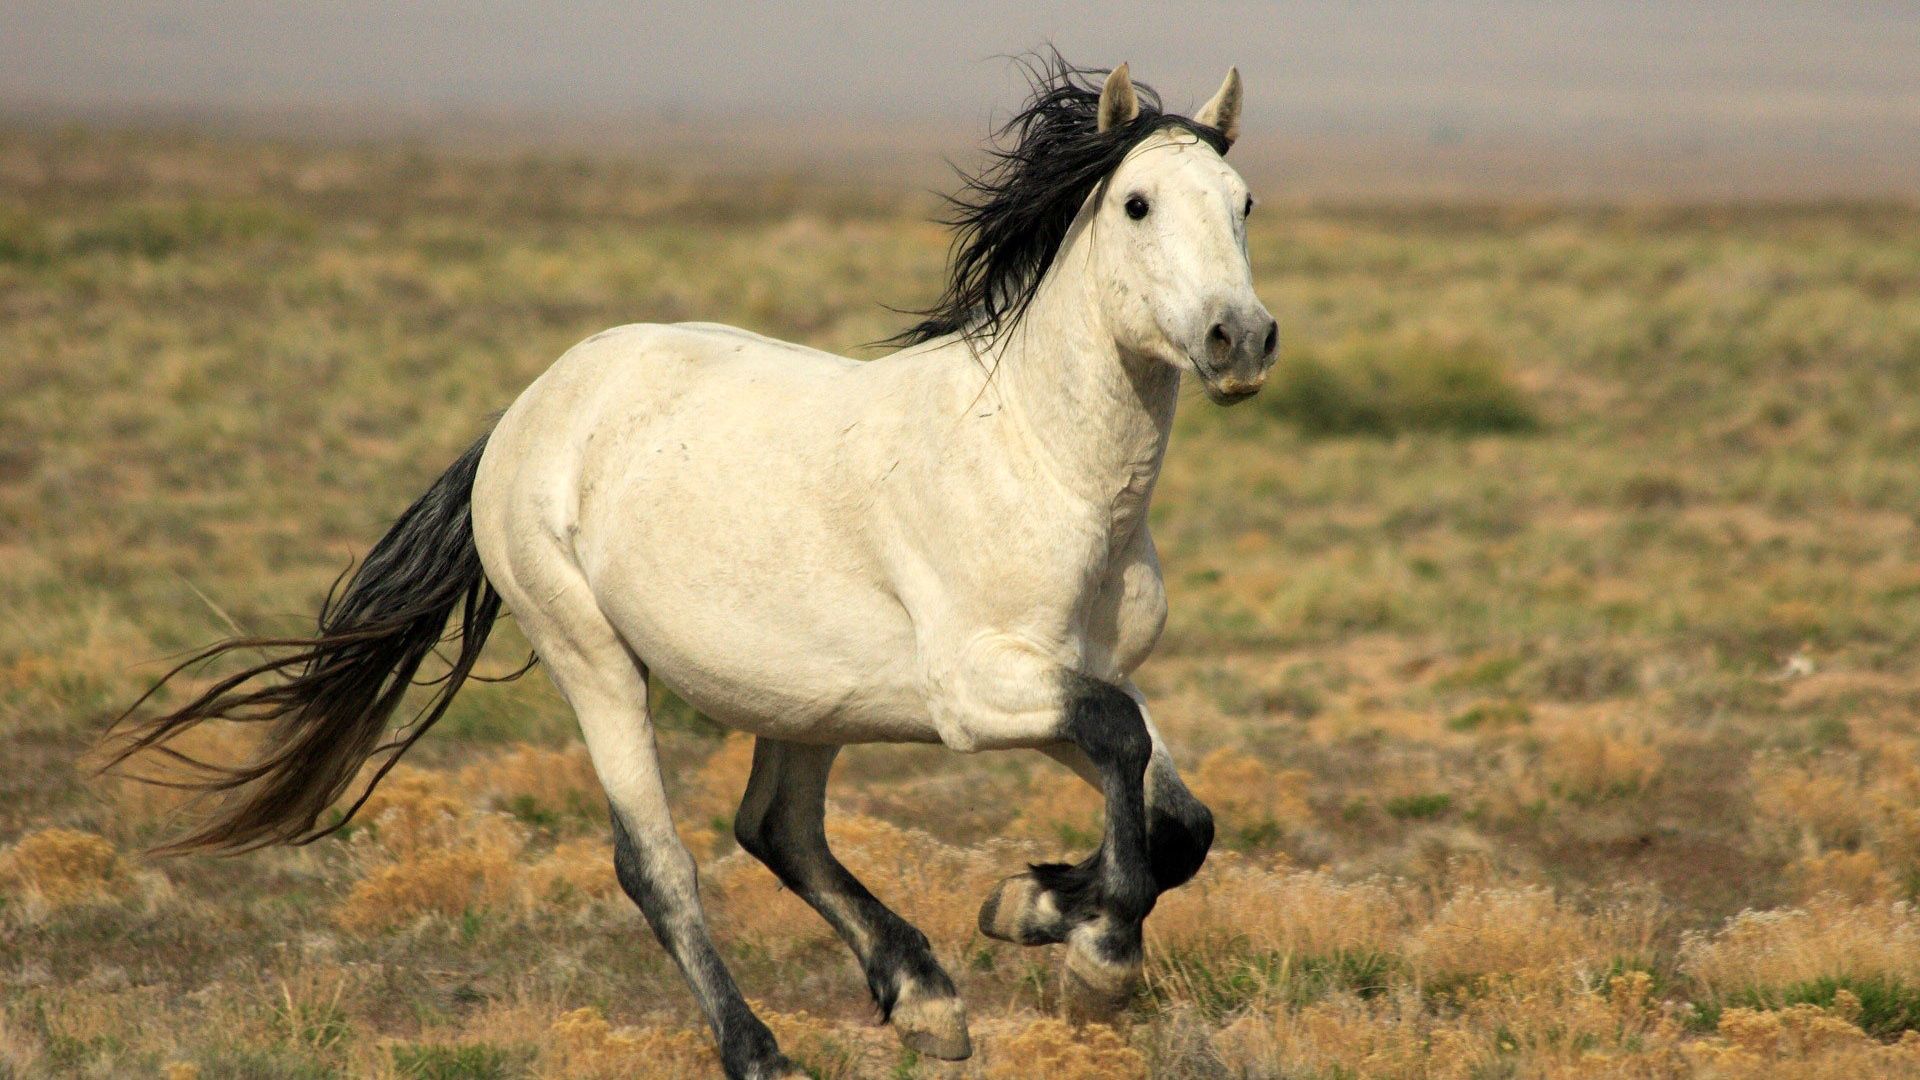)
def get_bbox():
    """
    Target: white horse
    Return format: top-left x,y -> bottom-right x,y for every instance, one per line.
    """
111,58 -> 1277,1079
